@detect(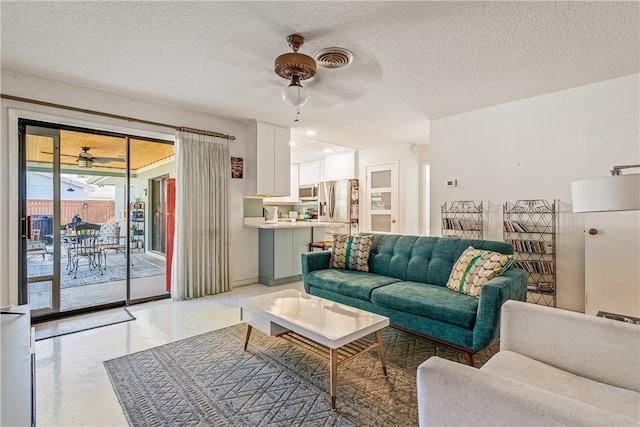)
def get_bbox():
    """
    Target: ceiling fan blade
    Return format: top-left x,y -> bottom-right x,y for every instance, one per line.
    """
39,150 -> 77,159
40,151 -> 78,157
94,156 -> 125,162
